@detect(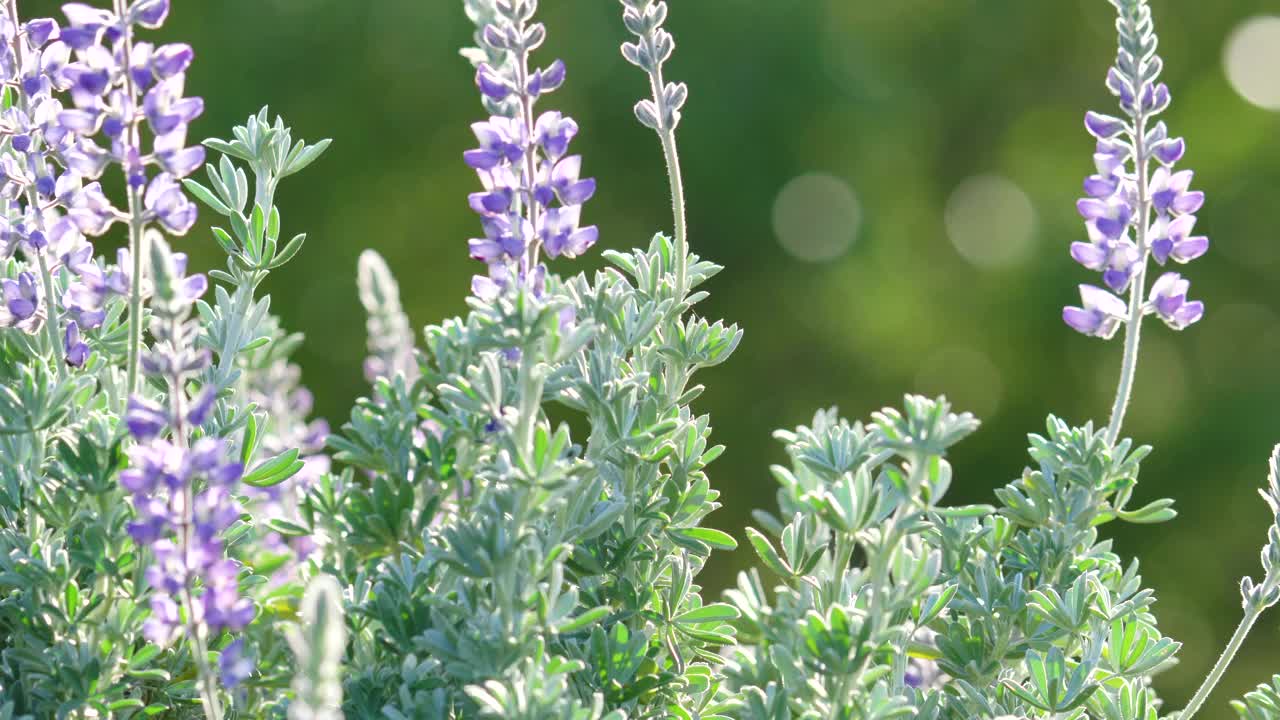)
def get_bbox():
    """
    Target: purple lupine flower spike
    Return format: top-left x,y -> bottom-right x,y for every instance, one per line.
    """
117,235 -> 251,672
49,0 -> 204,231
1064,0 -> 1209,339
461,3 -> 597,299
